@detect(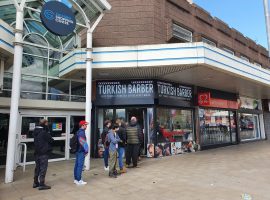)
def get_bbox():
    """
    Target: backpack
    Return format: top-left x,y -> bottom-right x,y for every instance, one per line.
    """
70,132 -> 78,154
